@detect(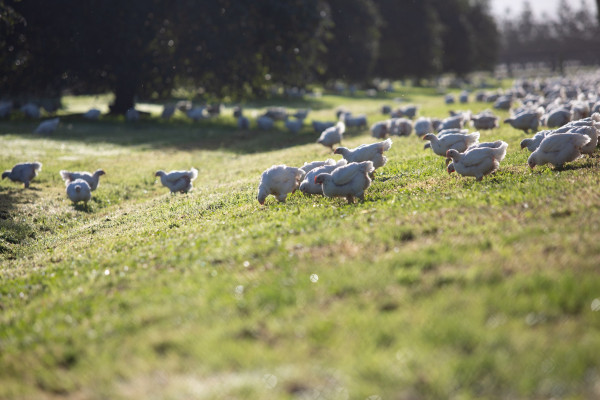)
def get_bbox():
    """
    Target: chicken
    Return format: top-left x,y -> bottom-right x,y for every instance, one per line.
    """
257,116 -> 274,130
560,125 -> 598,155
422,132 -> 480,160
414,117 -> 434,137
542,108 -> 571,128
504,108 -> 543,132
300,159 -> 337,174
312,120 -> 335,134
520,130 -> 553,152
257,165 -> 305,205
317,121 -> 345,151
2,162 -> 42,188
314,161 -> 375,203
66,179 -> 92,205
34,118 -> 60,134
527,133 -> 591,169
155,167 -> 198,193
446,141 -> 508,181
160,105 -> 175,120
83,108 -> 102,120
387,118 -> 412,136
334,138 -> 392,169
60,169 -> 106,191
299,159 -> 347,195
370,121 -> 388,139
186,107 -> 207,121
285,118 -> 303,134
437,114 -> 466,131
238,115 -> 250,130
466,140 -> 508,157
471,111 -> 499,130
